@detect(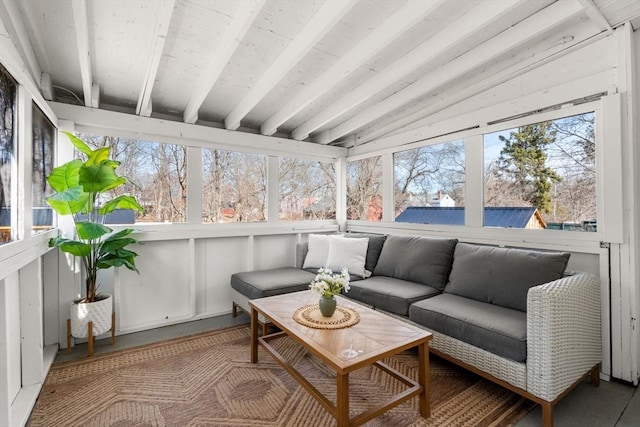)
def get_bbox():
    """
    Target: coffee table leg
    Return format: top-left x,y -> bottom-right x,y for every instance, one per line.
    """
251,307 -> 258,363
418,341 -> 430,417
336,372 -> 349,427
